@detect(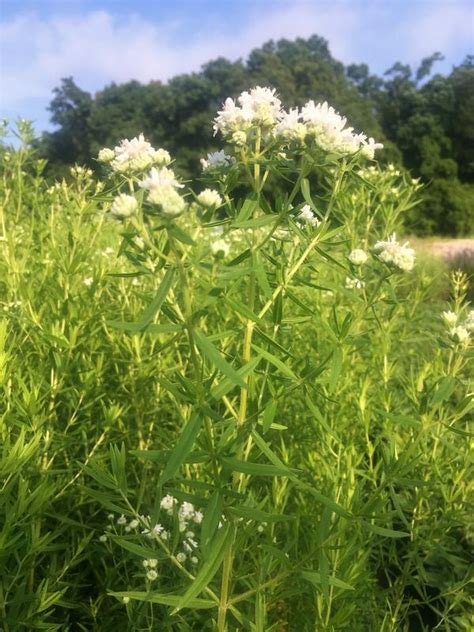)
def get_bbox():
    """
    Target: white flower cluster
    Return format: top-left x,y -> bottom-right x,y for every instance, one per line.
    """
348,249 -> 368,265
442,309 -> 473,343
99,513 -> 141,542
345,277 -> 365,290
299,101 -> 383,158
211,239 -> 231,258
139,167 -> 186,217
200,150 -> 234,171
275,108 -> 306,143
374,234 -> 416,271
98,134 -> 171,173
143,558 -> 159,581
70,165 -> 93,180
213,87 -> 383,158
213,87 -> 282,143
197,188 -> 223,210
109,193 -> 138,219
101,499 -> 204,569
145,495 -> 204,565
295,204 -> 321,228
